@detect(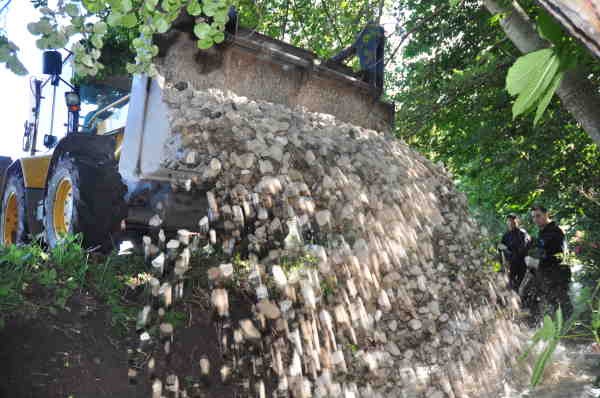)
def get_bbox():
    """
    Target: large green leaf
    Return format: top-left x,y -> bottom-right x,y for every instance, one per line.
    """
506,49 -> 553,96
534,70 -> 563,125
512,51 -> 561,118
